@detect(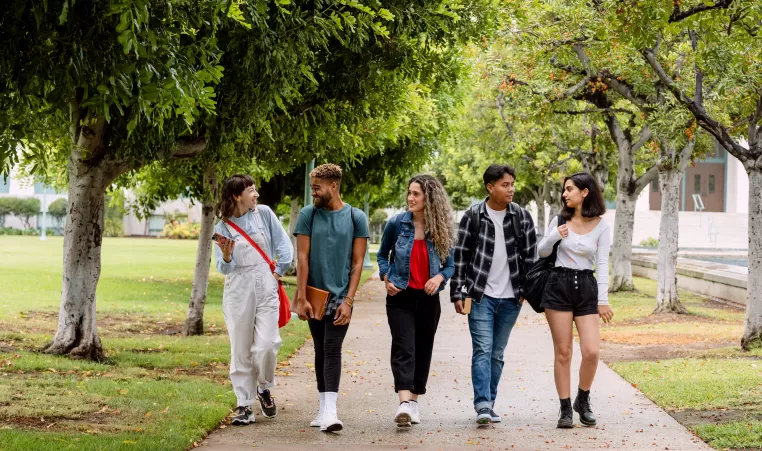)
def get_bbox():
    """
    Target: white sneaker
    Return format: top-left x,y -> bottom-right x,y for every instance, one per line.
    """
320,413 -> 343,432
394,402 -> 412,428
409,401 -> 421,424
310,411 -> 323,427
